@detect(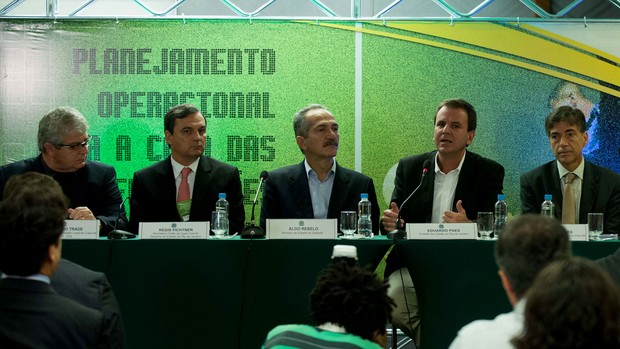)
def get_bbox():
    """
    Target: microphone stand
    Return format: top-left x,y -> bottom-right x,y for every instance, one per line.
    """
388,160 -> 431,240
108,196 -> 136,239
241,173 -> 267,239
